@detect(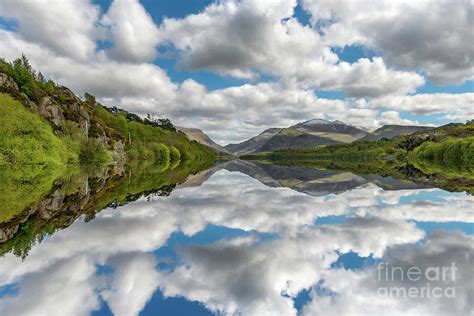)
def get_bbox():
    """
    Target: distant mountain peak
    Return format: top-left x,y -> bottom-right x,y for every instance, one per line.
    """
296,119 -> 349,127
260,127 -> 283,134
296,118 -> 333,126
